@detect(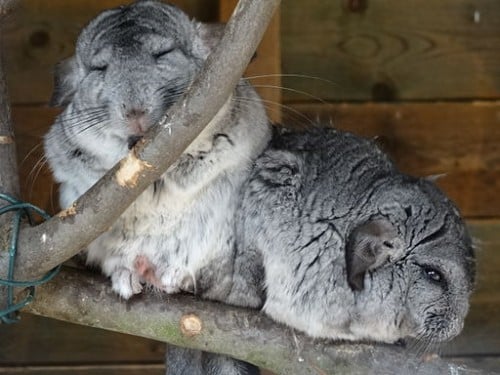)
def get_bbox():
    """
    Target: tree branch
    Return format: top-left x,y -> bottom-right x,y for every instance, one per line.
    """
0,0 -> 280,282
21,267 -> 484,375
0,1 -> 21,312
0,0 -> 19,201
